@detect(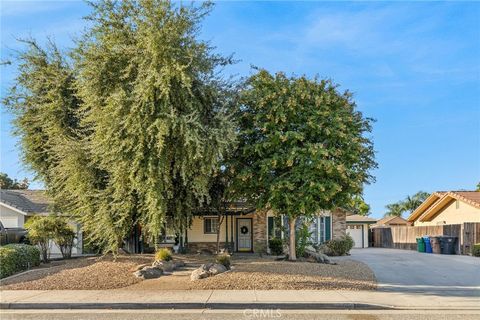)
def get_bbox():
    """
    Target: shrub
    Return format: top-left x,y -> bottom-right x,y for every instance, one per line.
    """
269,238 -> 284,255
472,243 -> 480,257
324,234 -> 355,256
25,215 -> 57,262
295,223 -> 313,258
52,219 -> 76,259
0,244 -> 41,279
215,253 -> 231,269
155,248 -> 172,261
